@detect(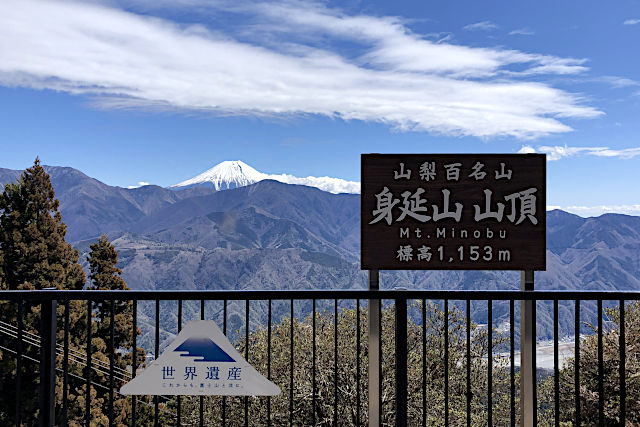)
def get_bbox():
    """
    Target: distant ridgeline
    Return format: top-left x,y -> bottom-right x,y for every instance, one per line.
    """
1,165 -> 639,344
